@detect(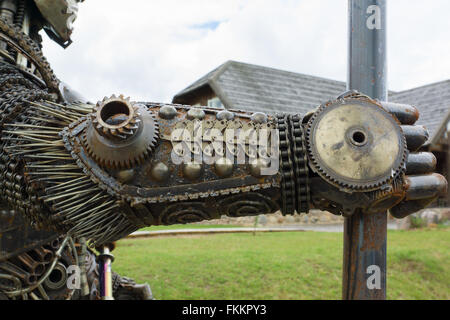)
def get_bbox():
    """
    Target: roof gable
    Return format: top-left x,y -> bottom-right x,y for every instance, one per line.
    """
390,80 -> 450,143
173,61 -> 450,143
